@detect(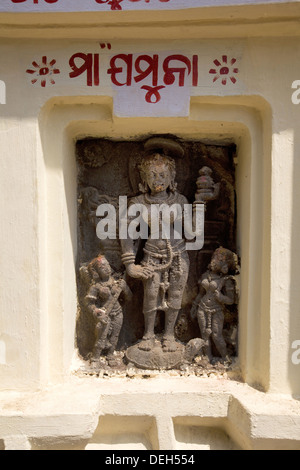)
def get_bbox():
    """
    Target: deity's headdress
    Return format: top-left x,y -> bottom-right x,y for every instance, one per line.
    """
138,137 -> 184,193
210,247 -> 239,274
